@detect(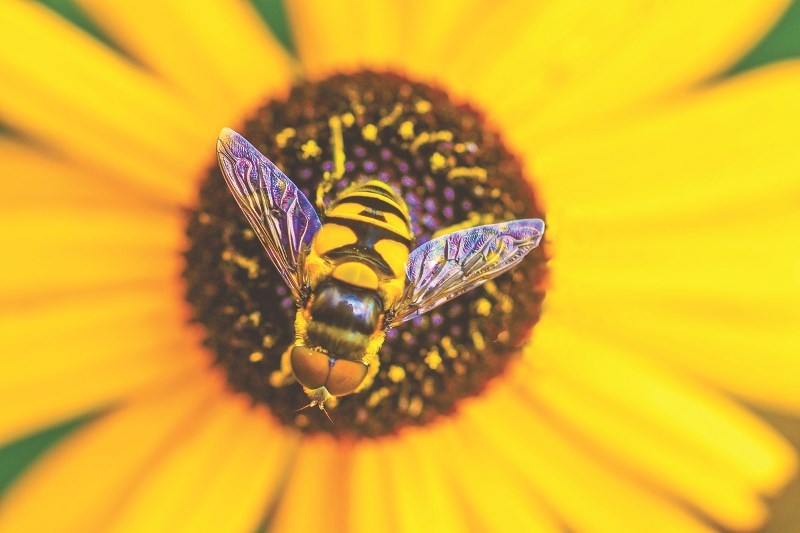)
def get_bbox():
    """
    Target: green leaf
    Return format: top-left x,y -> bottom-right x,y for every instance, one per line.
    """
728,0 -> 800,75
250,0 -> 296,55
0,413 -> 97,494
